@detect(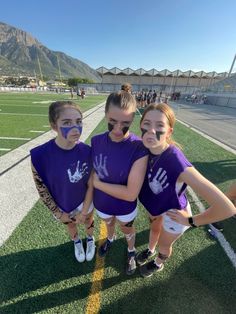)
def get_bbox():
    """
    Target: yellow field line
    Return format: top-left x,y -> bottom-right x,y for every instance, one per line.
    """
86,221 -> 107,314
